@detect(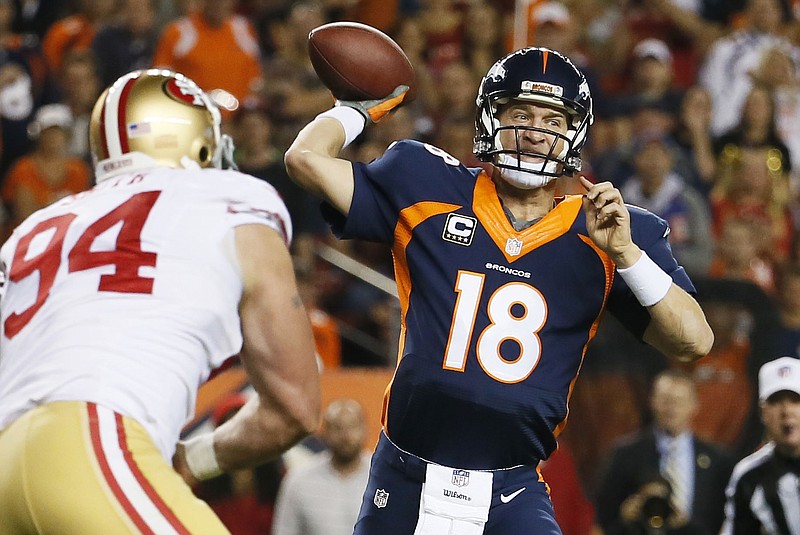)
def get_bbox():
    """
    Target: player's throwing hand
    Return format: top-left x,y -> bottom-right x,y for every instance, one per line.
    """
337,84 -> 409,123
